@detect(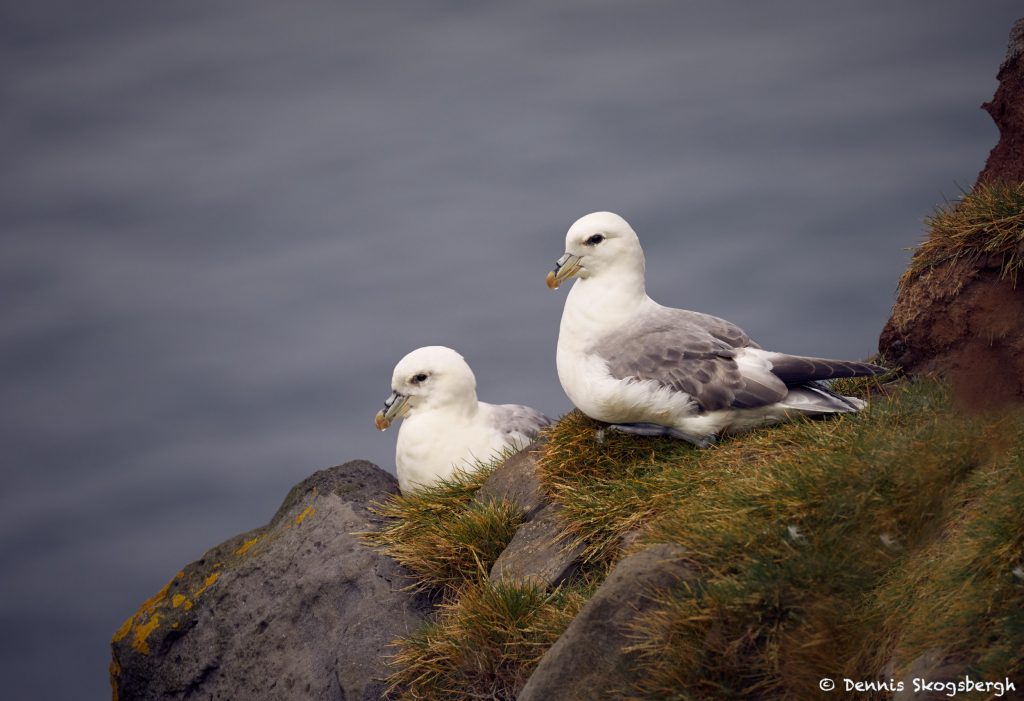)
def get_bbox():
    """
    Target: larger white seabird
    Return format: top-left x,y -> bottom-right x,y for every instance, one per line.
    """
546,212 -> 885,447
374,346 -> 551,493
